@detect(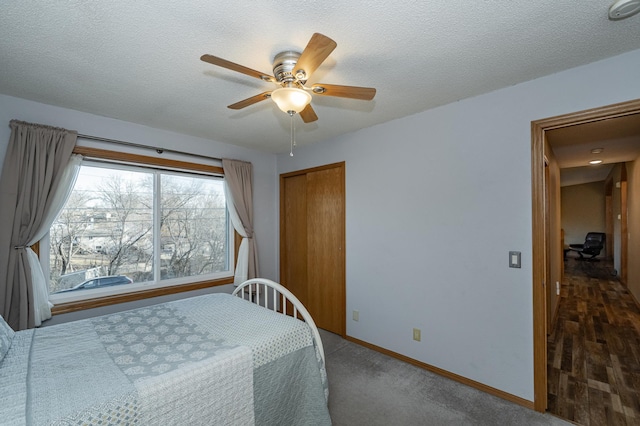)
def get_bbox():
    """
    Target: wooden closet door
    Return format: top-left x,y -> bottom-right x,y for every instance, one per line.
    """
281,174 -> 308,305
280,162 -> 345,335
